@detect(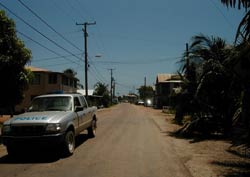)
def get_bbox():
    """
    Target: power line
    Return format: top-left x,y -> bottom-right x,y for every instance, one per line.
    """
91,56 -> 182,65
88,61 -> 107,82
88,55 -> 108,83
89,63 -> 108,83
66,0 -> 115,68
17,31 -> 81,66
0,2 -> 83,63
17,0 -> 82,52
33,53 -> 82,62
208,0 -> 235,29
88,67 -> 106,84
